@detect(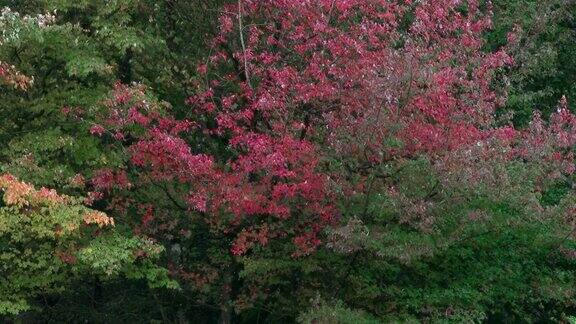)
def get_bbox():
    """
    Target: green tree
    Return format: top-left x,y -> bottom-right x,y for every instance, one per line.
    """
0,174 -> 175,318
489,0 -> 576,125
